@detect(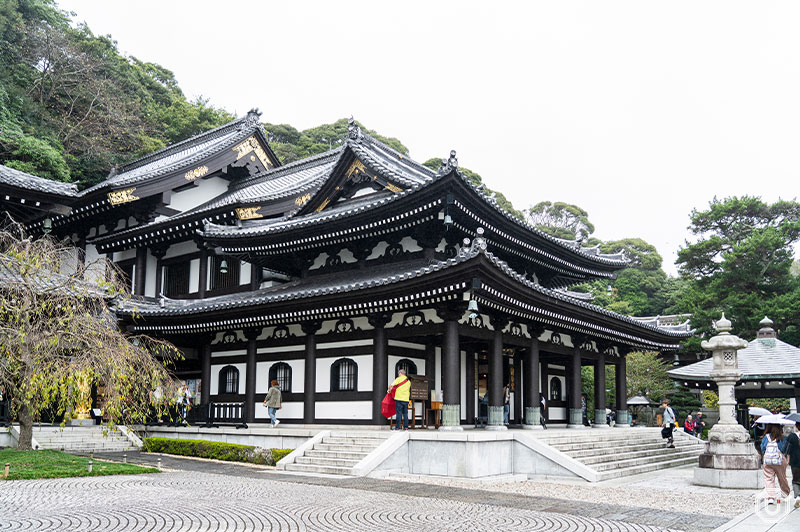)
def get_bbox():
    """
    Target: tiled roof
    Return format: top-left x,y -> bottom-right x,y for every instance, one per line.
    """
0,164 -> 78,197
117,242 -> 691,342
82,112 -> 264,194
0,255 -> 109,298
668,337 -> 800,381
